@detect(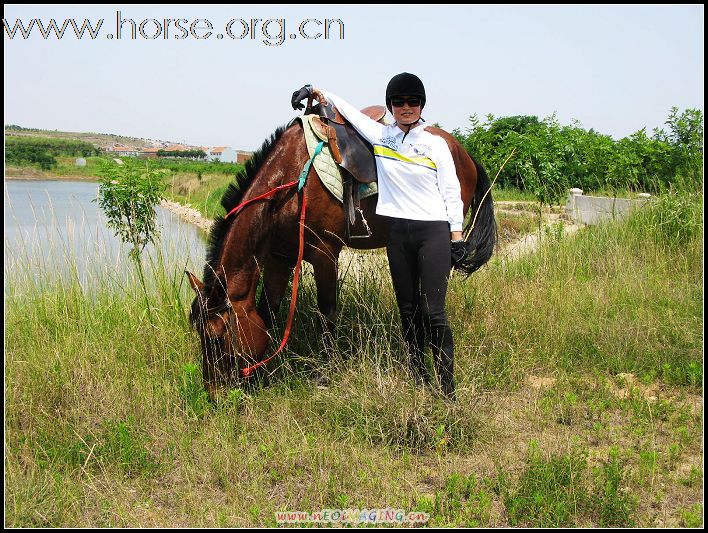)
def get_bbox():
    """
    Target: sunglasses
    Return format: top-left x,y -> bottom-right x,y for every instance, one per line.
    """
390,96 -> 422,108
